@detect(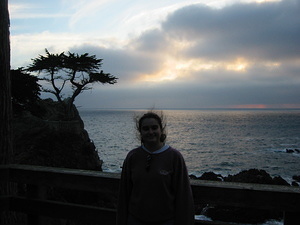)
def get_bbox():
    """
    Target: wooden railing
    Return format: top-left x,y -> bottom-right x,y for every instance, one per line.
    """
1,164 -> 299,225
